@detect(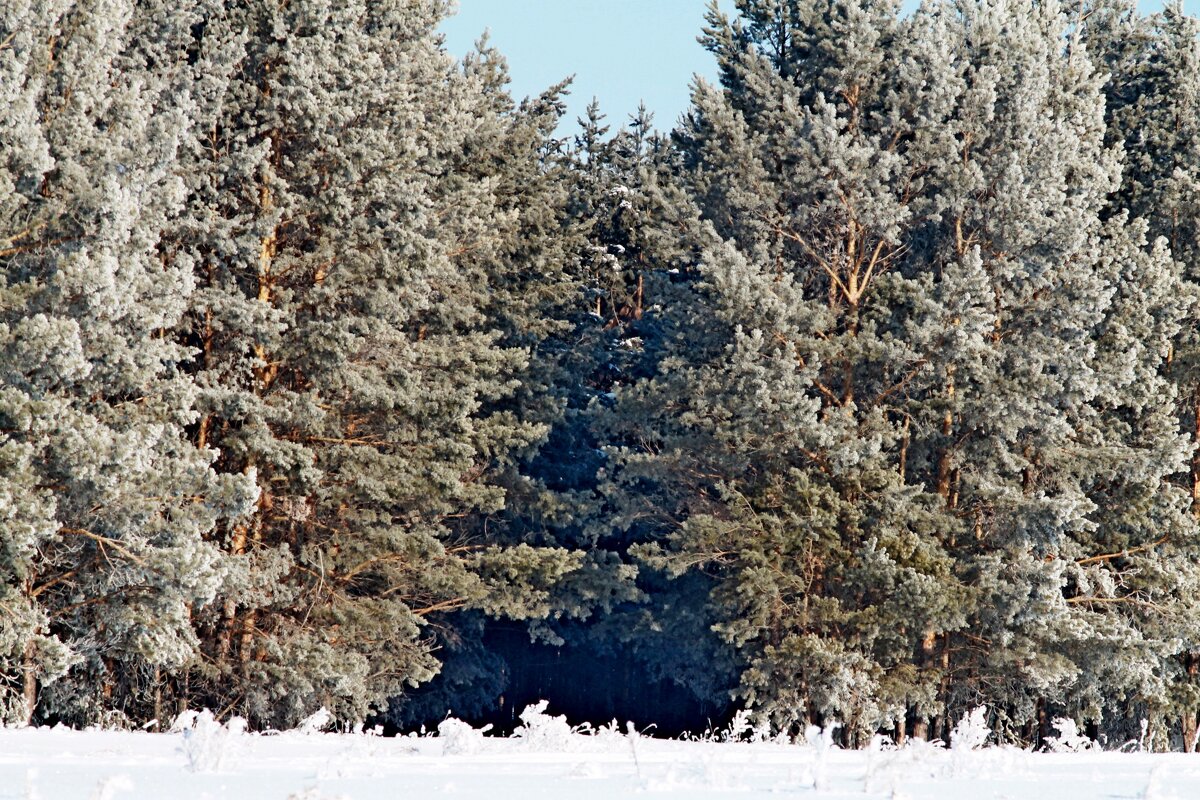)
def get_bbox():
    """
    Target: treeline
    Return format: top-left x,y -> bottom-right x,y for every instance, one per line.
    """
3,0 -> 1200,749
